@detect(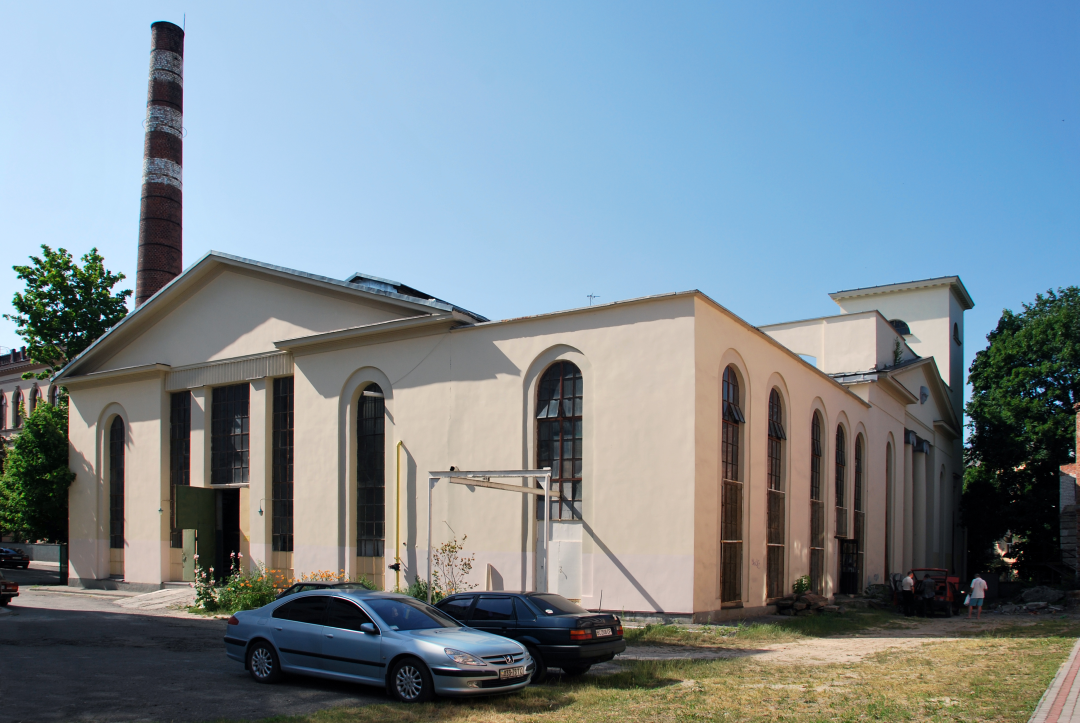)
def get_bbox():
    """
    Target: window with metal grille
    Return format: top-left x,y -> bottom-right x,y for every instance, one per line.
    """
835,426 -> 847,538
12,389 -> 22,428
810,412 -> 824,595
357,383 -> 385,557
109,416 -> 125,549
720,366 -> 743,603
536,362 -> 583,520
273,377 -> 295,553
211,384 -> 249,485
169,391 -> 191,548
854,434 -> 865,589
766,389 -> 786,600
